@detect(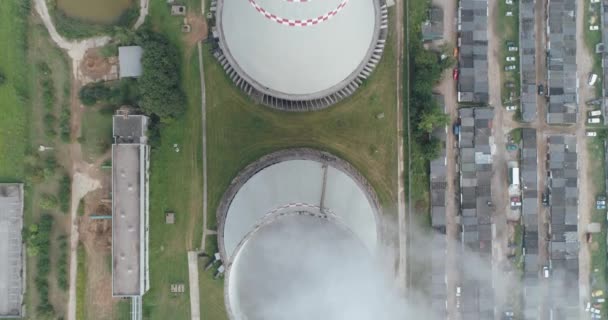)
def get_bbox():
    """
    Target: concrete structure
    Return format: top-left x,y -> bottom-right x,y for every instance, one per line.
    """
546,0 -> 577,124
602,0 -> 608,123
520,128 -> 541,319
457,108 -> 494,319
546,135 -> 578,317
216,149 -> 381,320
112,114 -> 150,297
212,0 -> 389,111
457,0 -> 489,104
520,0 -> 537,122
0,184 -> 23,318
118,46 -> 143,79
